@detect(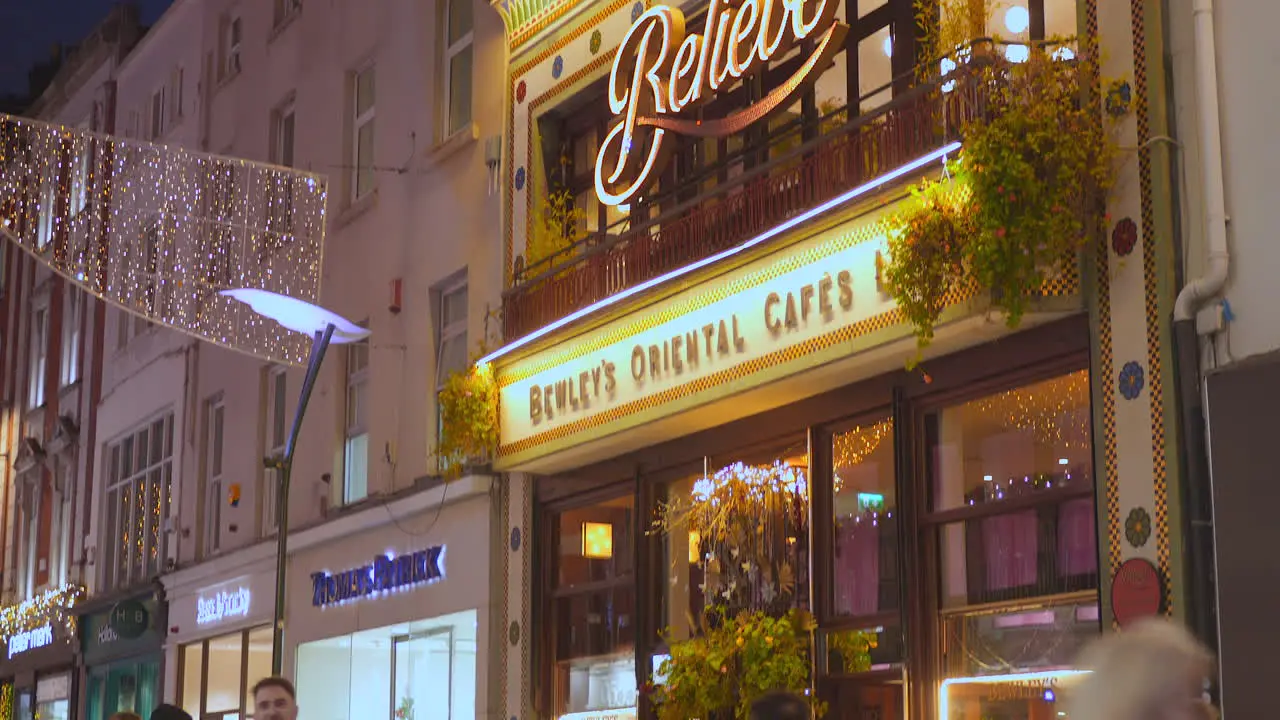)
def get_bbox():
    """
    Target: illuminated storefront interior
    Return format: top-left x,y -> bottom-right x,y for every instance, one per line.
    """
295,610 -> 477,720
178,626 -> 273,720
529,322 -> 1101,719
